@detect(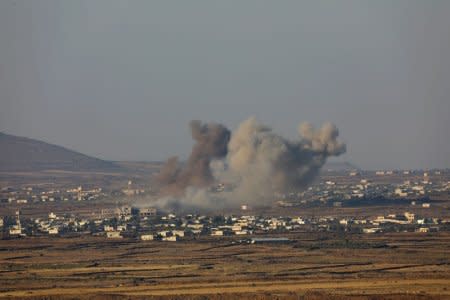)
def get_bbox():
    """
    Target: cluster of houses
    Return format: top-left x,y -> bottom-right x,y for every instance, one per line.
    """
1,170 -> 449,240
2,170 -> 448,210
274,170 -> 449,208
349,211 -> 446,234
2,205 -> 449,240
0,185 -> 106,204
0,180 -> 152,205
